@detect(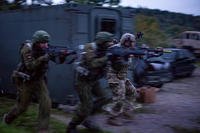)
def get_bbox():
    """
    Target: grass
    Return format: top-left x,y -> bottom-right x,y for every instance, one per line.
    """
0,96 -> 67,133
0,96 -> 111,133
0,97 -> 36,133
0,123 -> 28,133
